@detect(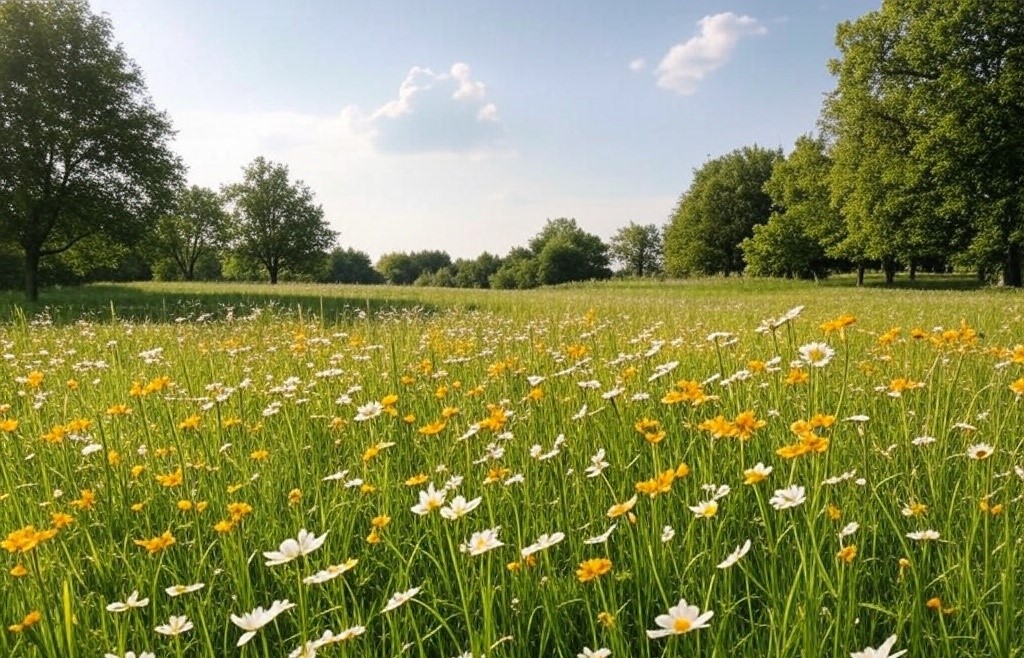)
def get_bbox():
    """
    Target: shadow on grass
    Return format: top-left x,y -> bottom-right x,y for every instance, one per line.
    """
0,283 -> 439,325
818,273 -> 990,291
